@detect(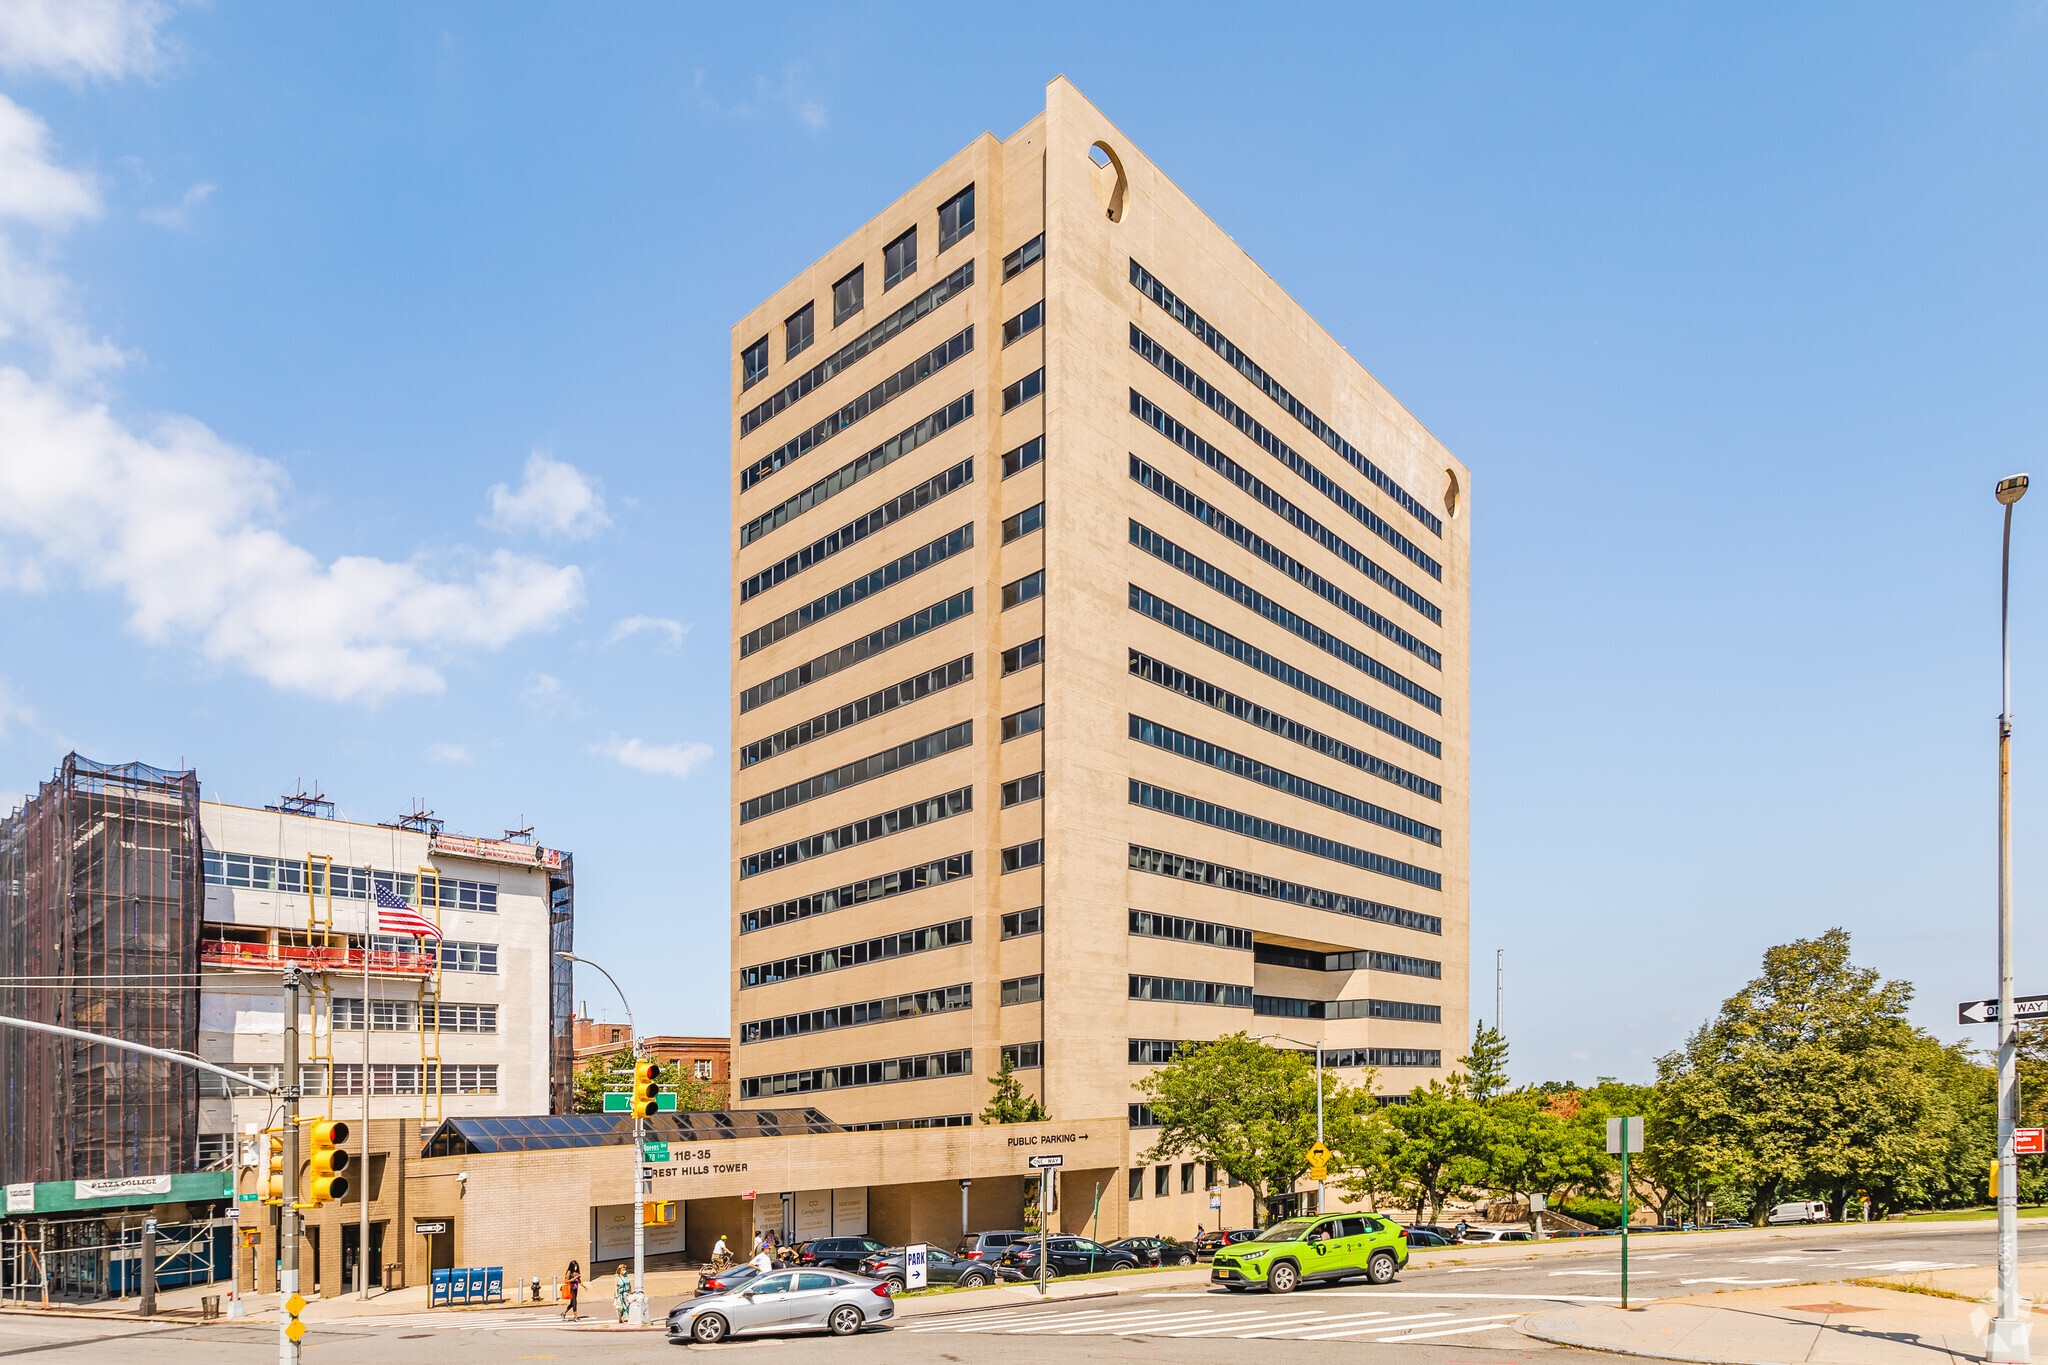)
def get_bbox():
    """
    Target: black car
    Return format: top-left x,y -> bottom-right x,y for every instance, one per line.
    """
957,1229 -> 1033,1264
693,1264 -> 766,1297
1107,1236 -> 1196,1267
799,1236 -> 890,1271
1403,1228 -> 1453,1248
996,1235 -> 1141,1278
857,1246 -> 998,1293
